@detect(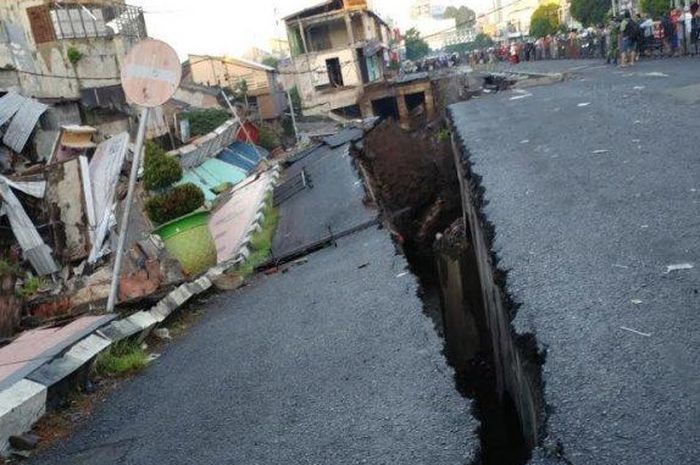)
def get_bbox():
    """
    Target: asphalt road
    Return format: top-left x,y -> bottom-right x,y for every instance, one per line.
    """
450,58 -> 699,464
30,182 -> 477,462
